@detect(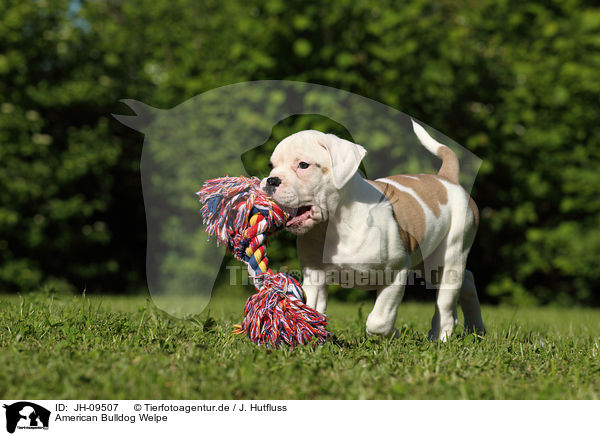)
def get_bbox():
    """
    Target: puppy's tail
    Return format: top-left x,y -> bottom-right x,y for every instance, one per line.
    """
411,119 -> 460,184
